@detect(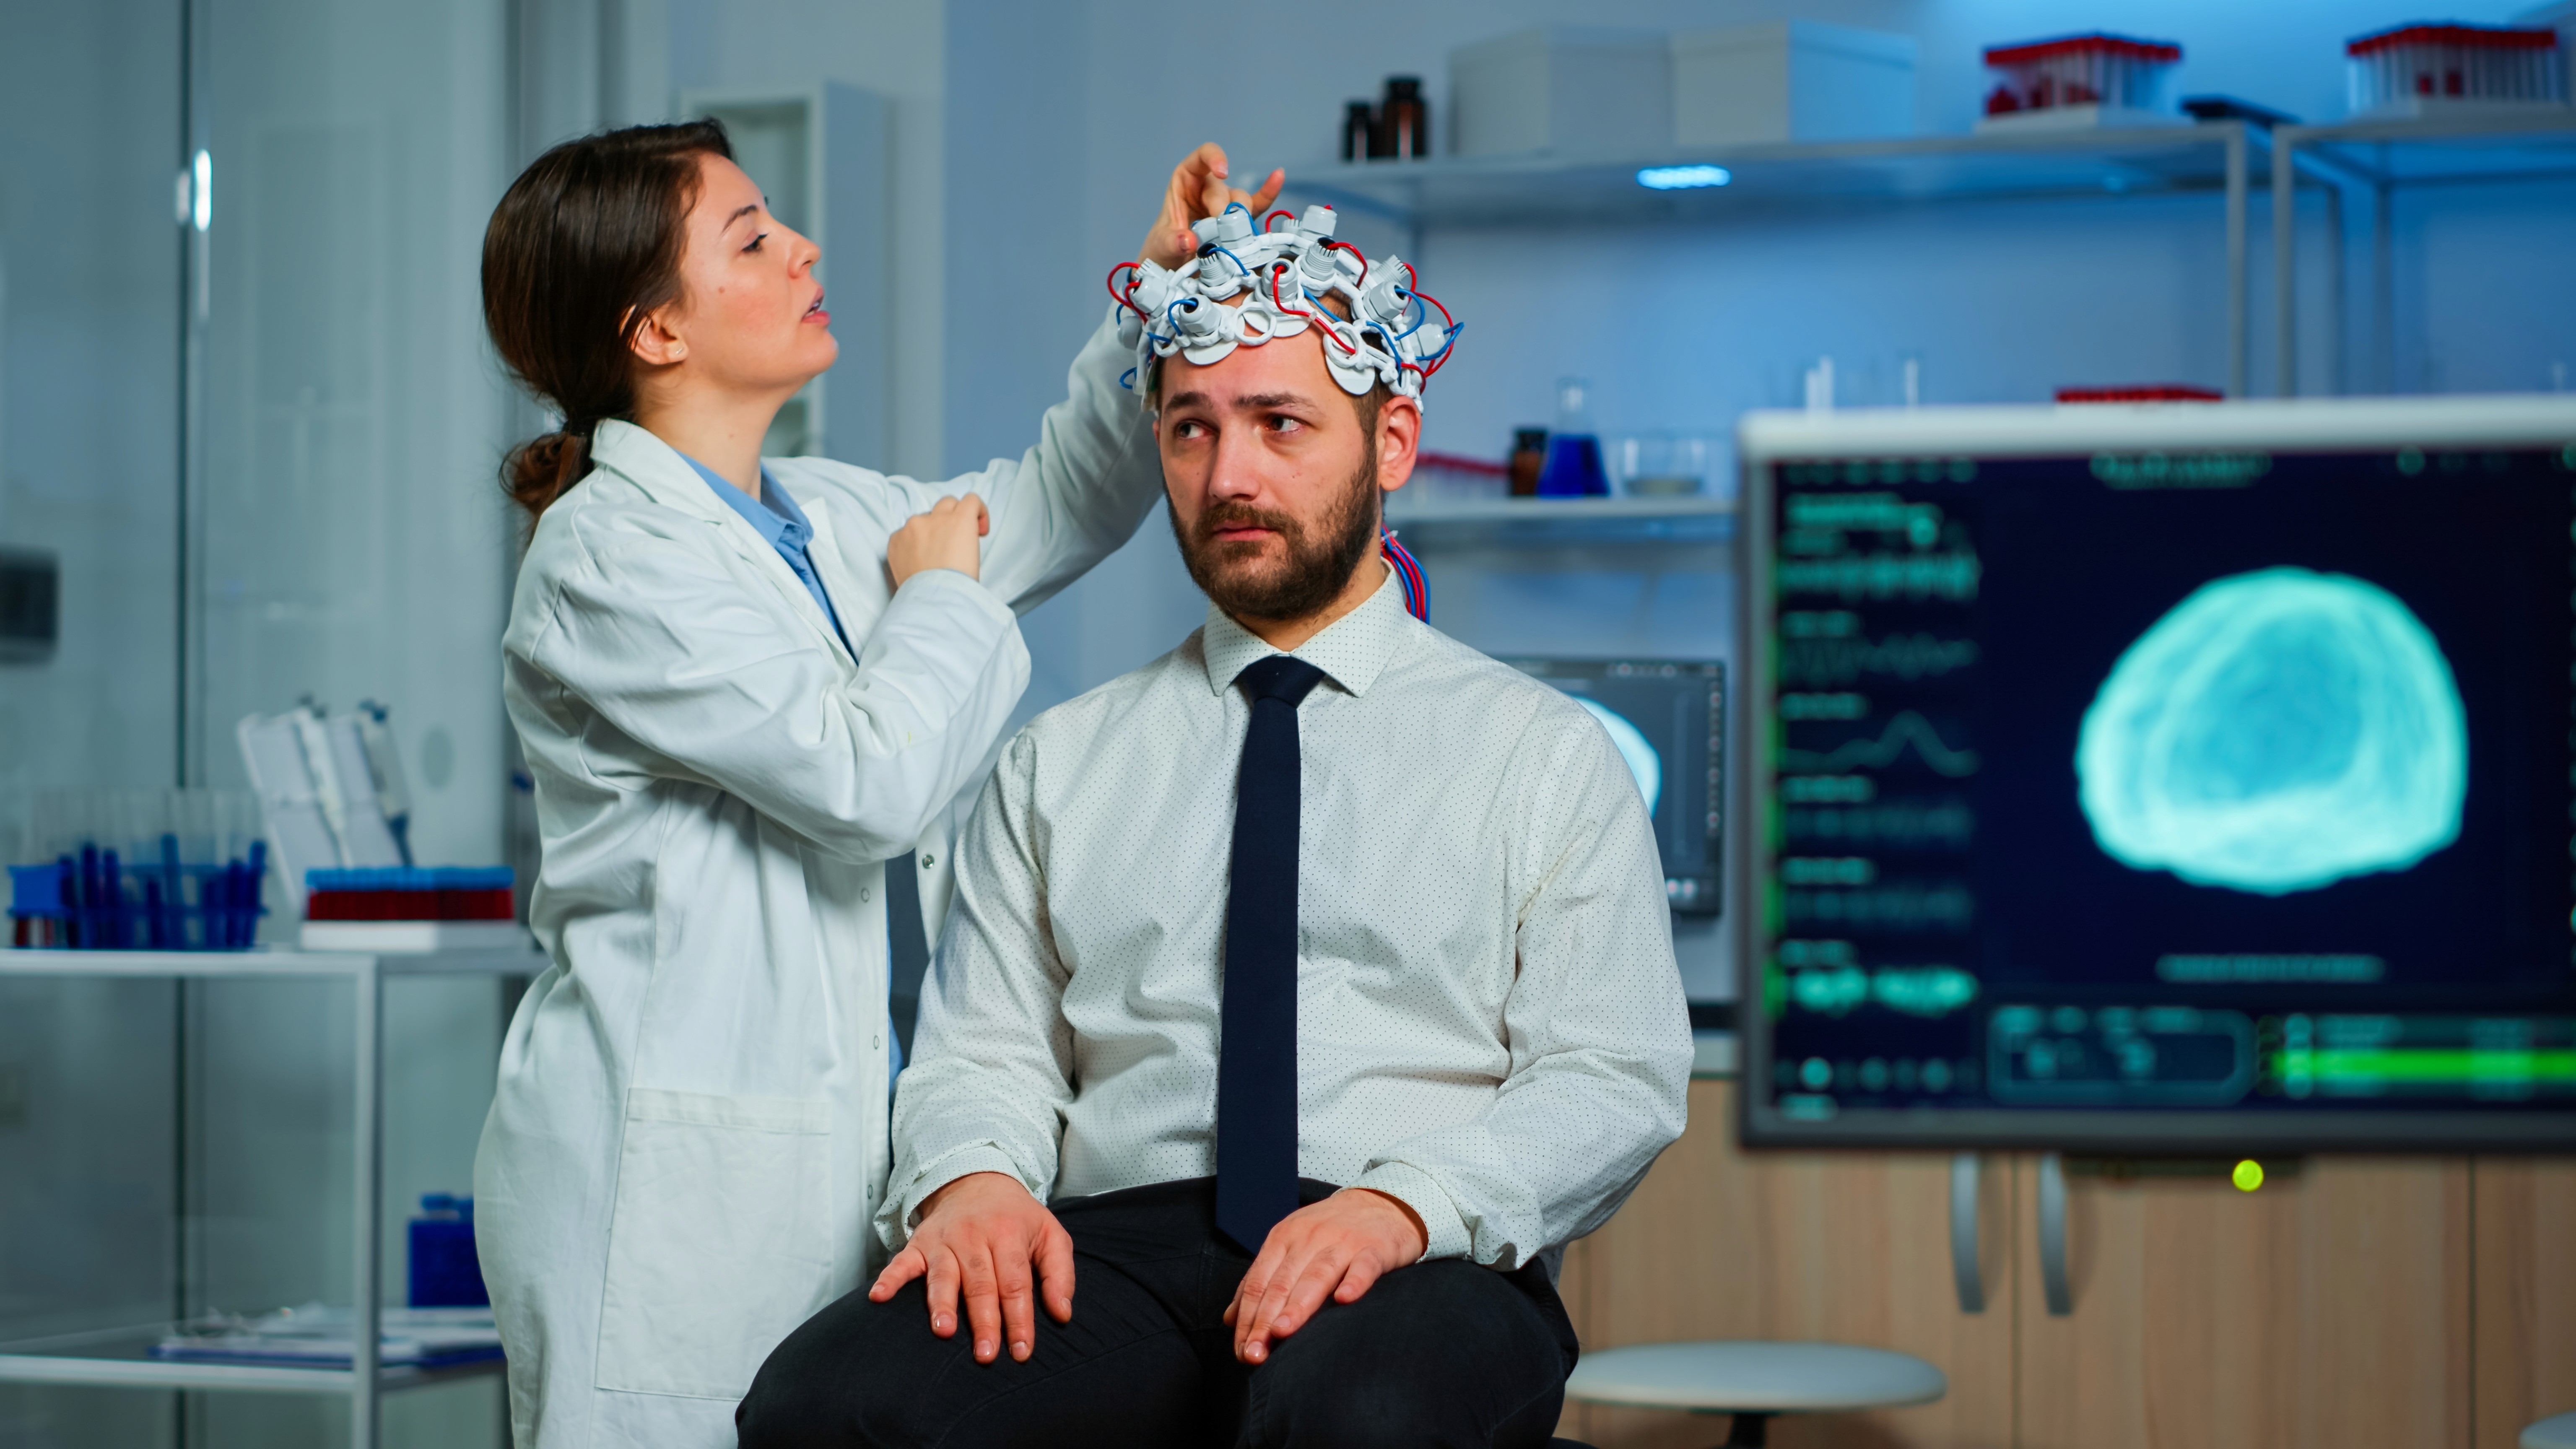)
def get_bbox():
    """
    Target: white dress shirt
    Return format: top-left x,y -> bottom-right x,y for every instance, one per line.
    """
882,572 -> 1694,1269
